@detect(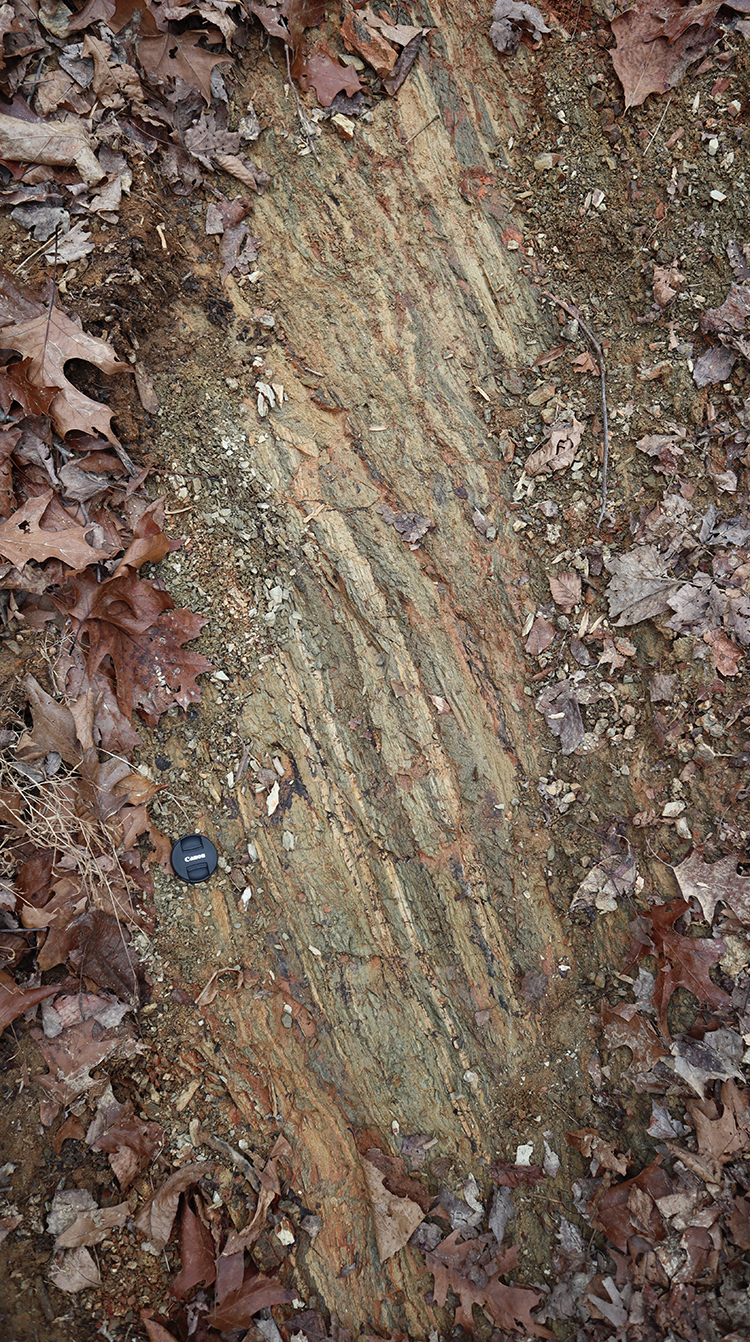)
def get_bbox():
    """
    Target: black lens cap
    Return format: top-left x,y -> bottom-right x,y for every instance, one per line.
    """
171,833 -> 218,884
